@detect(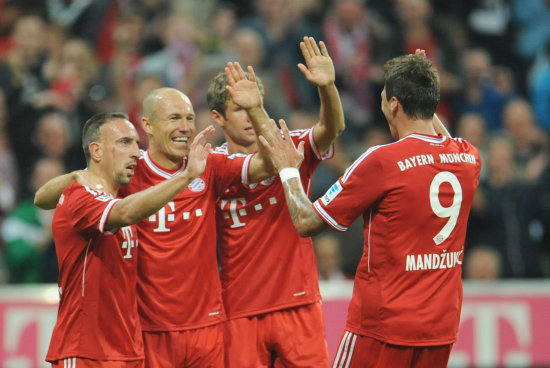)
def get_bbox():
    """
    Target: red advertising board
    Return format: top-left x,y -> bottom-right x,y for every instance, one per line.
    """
0,282 -> 549,367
